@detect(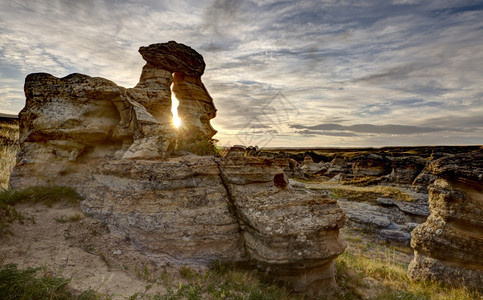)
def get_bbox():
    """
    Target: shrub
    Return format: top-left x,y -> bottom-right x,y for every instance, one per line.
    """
0,264 -> 72,299
0,186 -> 82,207
176,135 -> 219,156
